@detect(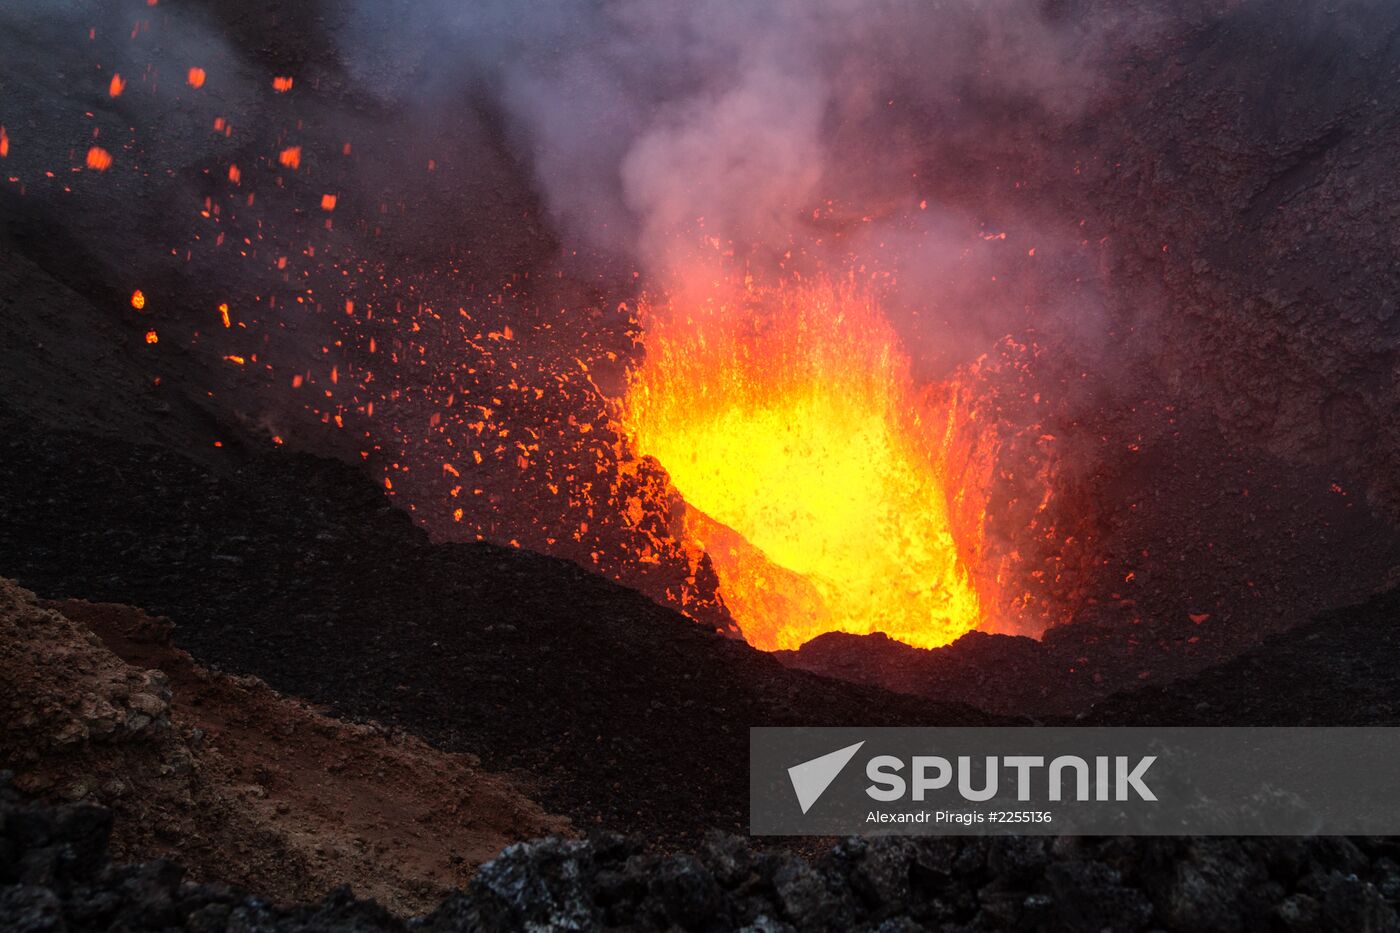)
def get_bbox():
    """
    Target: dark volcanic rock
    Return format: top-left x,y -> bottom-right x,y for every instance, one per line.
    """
8,782 -> 1400,932
1082,587 -> 1400,726
779,580 -> 1400,723
0,420 -> 1013,844
1043,860 -> 1153,933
